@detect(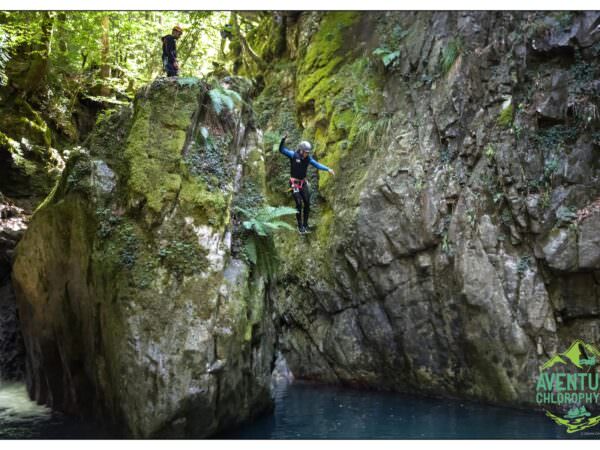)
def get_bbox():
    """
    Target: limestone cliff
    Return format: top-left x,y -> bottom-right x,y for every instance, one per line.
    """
12,78 -> 276,437
242,11 -> 600,406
